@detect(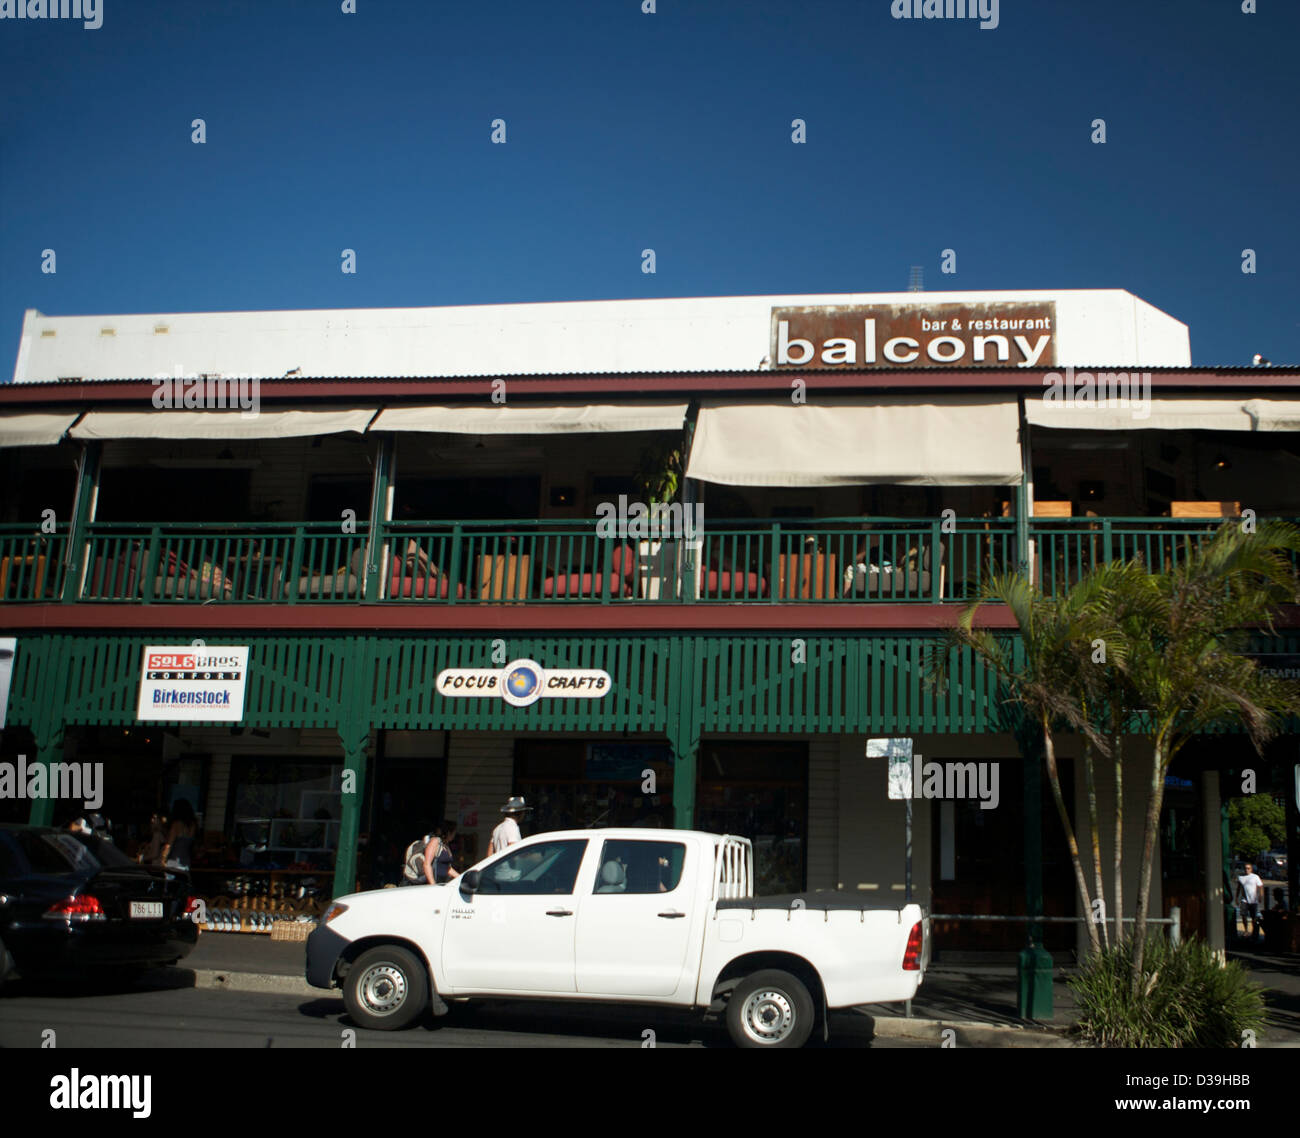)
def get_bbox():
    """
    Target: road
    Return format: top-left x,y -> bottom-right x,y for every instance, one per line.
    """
0,972 -> 920,1049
